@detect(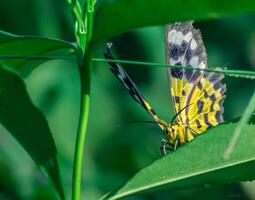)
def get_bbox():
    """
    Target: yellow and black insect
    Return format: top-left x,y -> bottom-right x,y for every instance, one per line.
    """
104,22 -> 226,155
